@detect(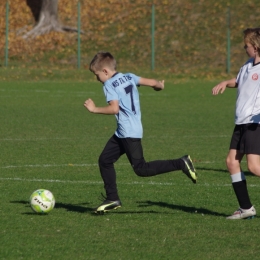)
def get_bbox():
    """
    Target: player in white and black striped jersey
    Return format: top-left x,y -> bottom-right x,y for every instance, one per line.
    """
212,28 -> 260,219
